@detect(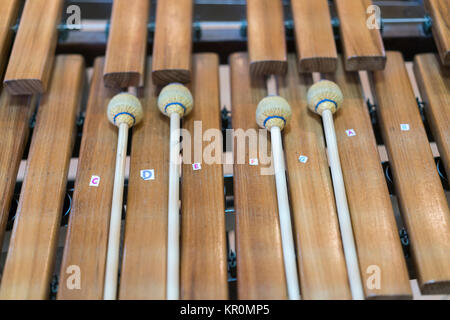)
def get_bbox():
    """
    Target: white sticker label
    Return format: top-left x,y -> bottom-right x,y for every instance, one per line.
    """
298,155 -> 308,164
89,175 -> 100,187
249,158 -> 259,166
192,163 -> 202,171
346,129 -> 356,137
400,124 -> 410,131
140,169 -> 155,181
